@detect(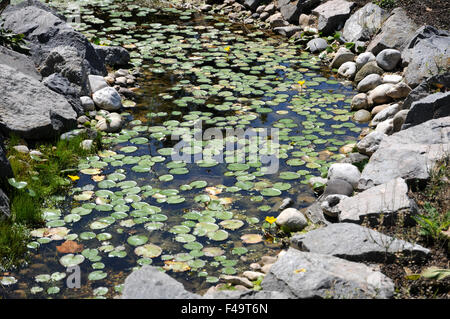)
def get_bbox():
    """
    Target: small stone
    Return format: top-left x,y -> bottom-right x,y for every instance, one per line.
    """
260,256 -> 277,266
382,74 -> 403,84
375,118 -> 394,135
242,271 -> 265,281
357,74 -> 382,93
220,275 -> 254,288
88,75 -> 108,94
323,178 -> 354,197
80,139 -> 93,151
392,109 -> 409,132
386,82 -> 412,99
327,163 -> 361,189
351,93 -> 369,110
306,38 -> 328,53
104,75 -> 115,85
329,47 -> 355,69
261,263 -> 273,274
371,104 -> 389,116
354,61 -> 384,83
93,87 -> 122,111
353,109 -> 372,123
115,76 -> 127,85
355,52 -> 376,70
376,48 -> 401,71
338,61 -> 357,79
80,96 -> 95,111
77,115 -> 89,125
249,263 -> 261,271
114,69 -> 129,77
276,208 -> 308,233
